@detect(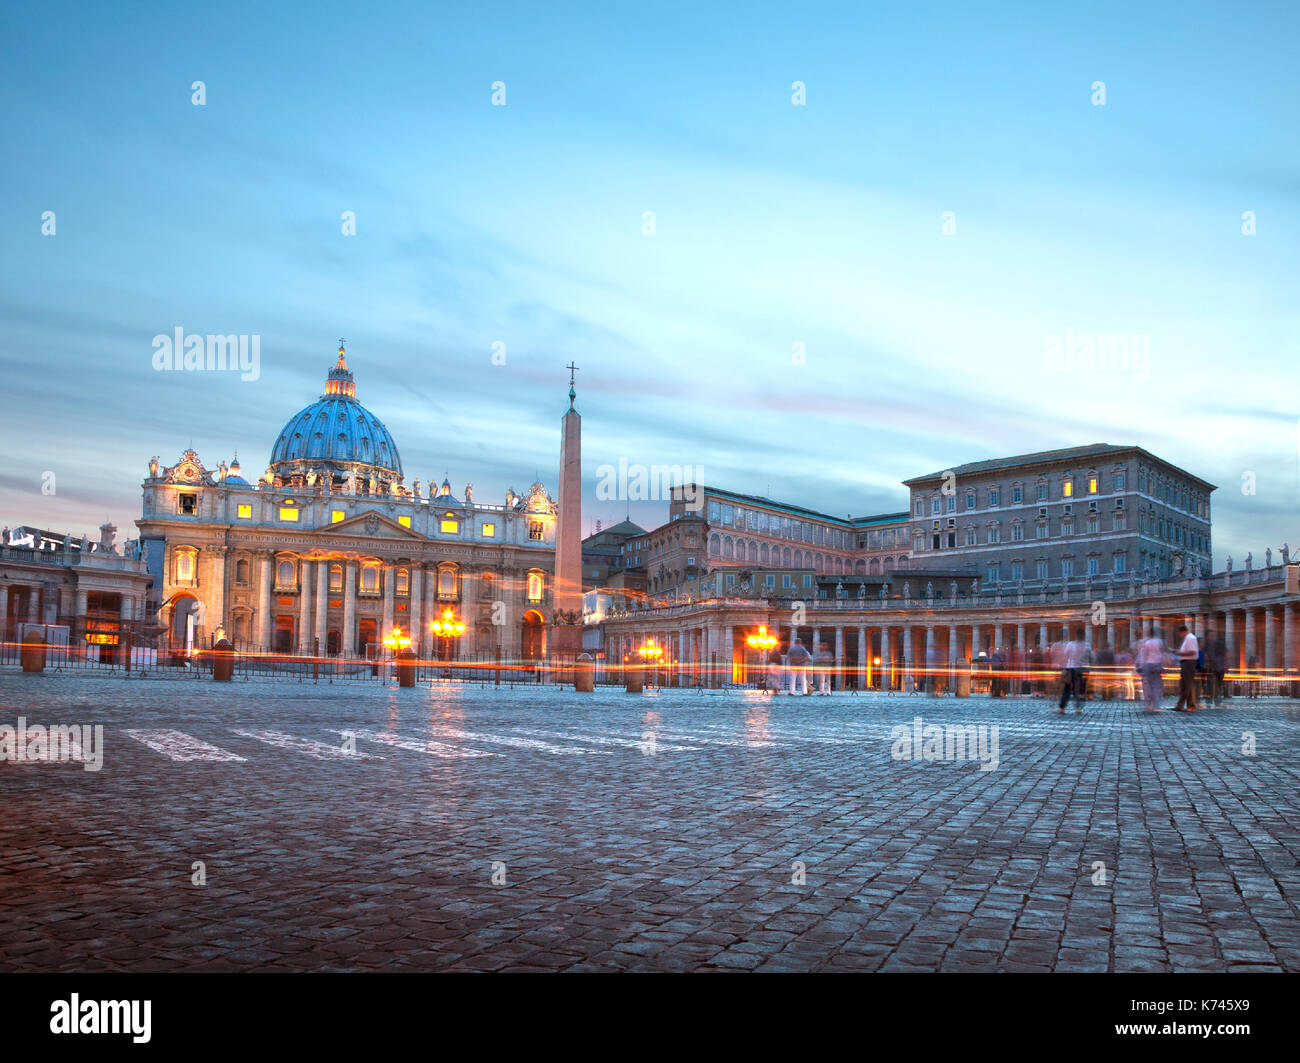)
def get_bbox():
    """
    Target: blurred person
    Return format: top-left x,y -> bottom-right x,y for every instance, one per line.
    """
786,637 -> 812,696
1058,627 -> 1090,714
1095,640 -> 1115,700
814,641 -> 834,694
1173,624 -> 1200,713
1136,627 -> 1166,712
